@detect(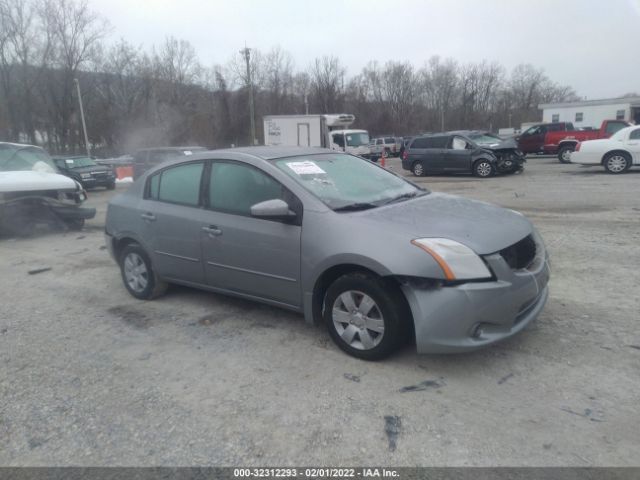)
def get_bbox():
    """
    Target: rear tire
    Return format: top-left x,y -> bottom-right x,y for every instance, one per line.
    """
119,244 -> 168,300
558,145 -> 574,163
107,181 -> 116,190
603,152 -> 631,174
412,161 -> 425,177
323,272 -> 410,360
